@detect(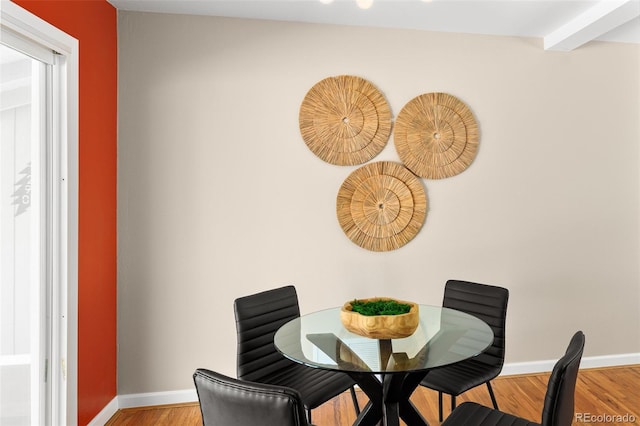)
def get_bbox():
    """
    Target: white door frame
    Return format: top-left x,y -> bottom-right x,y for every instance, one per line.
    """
0,1 -> 78,425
